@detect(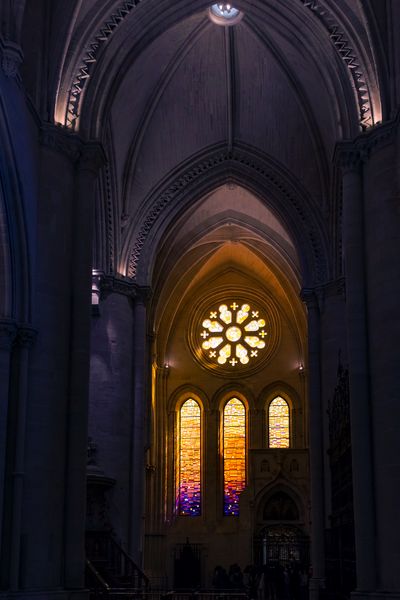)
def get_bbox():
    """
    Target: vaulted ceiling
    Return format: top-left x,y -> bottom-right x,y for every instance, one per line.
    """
15,0 -> 390,292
